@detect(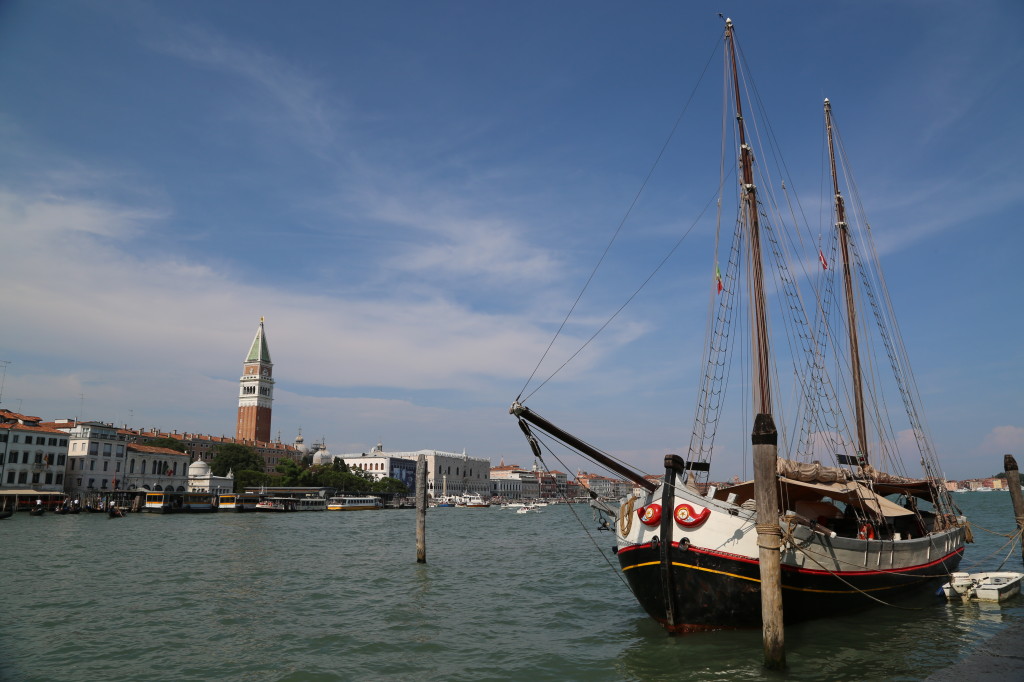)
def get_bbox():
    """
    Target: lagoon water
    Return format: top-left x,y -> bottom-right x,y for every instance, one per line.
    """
1,492 -> 1021,681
